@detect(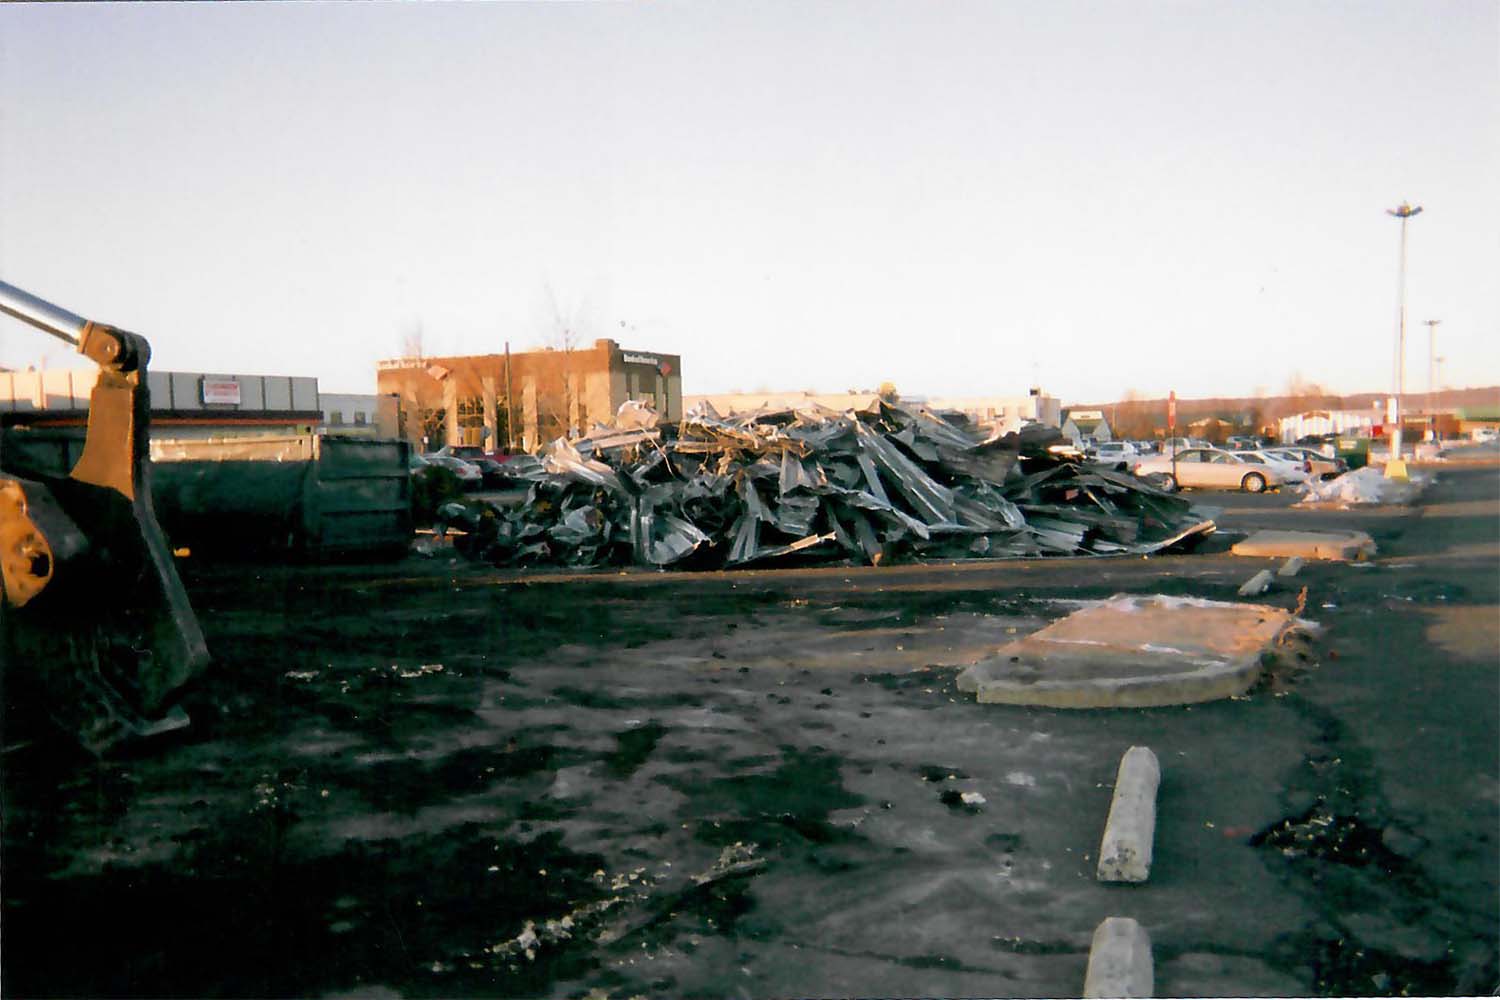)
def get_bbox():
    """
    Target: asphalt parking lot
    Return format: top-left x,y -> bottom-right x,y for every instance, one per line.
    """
3,463 -> 1496,998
